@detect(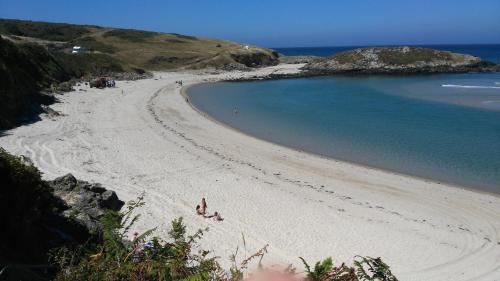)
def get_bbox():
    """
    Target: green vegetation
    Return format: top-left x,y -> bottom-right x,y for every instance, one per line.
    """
70,36 -> 118,53
170,33 -> 198,41
53,52 -> 124,77
0,148 -> 58,264
52,198 -> 226,281
0,18 -> 93,41
0,148 -> 397,280
330,47 -> 468,66
377,48 -> 453,65
0,37 -> 67,129
329,50 -> 364,64
0,37 -> 129,129
52,196 -> 398,281
300,256 -> 397,281
0,18 -> 279,71
103,29 -> 158,43
0,18 -> 280,128
52,204 -> 398,281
